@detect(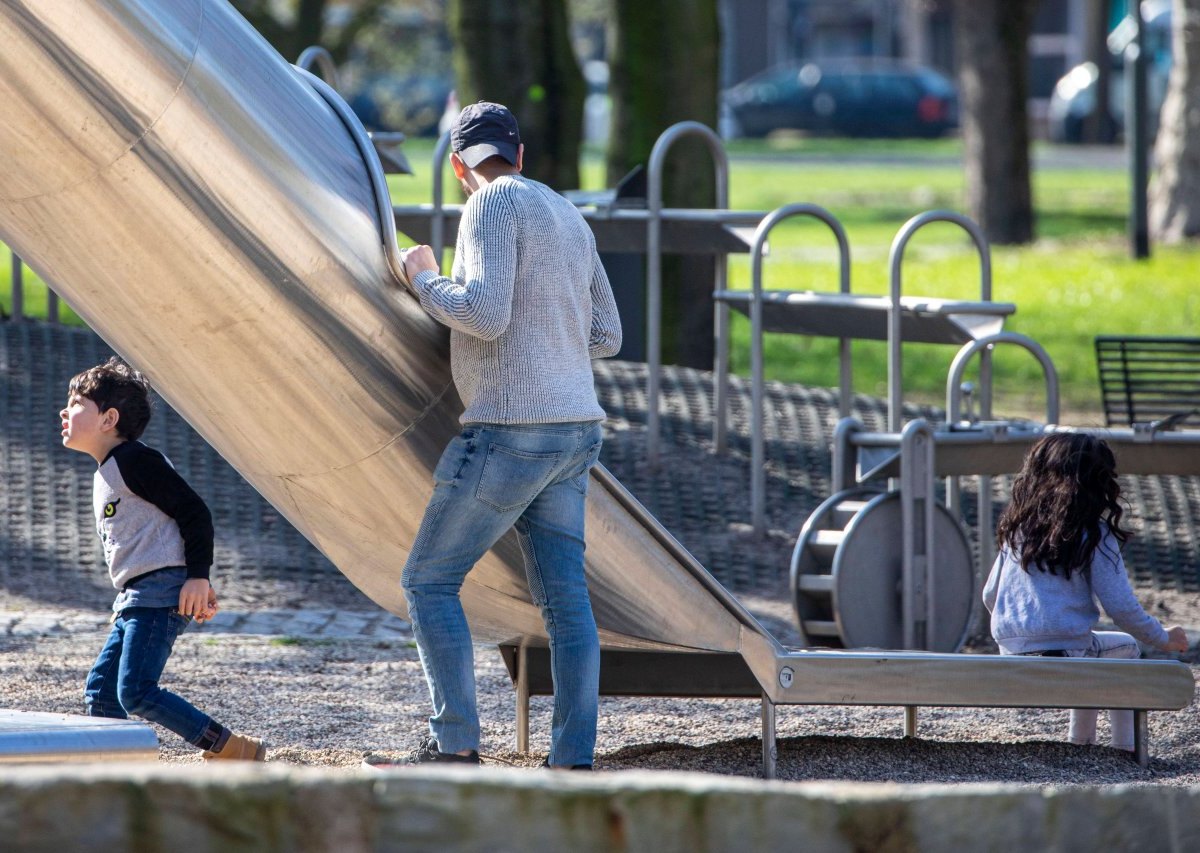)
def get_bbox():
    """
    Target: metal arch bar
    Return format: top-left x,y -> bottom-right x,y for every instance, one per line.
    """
645,122 -> 729,466
747,203 -> 852,535
429,131 -> 453,260
294,46 -> 340,90
886,210 -> 993,432
945,332 -> 1060,587
292,66 -> 408,291
945,332 -> 1060,427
